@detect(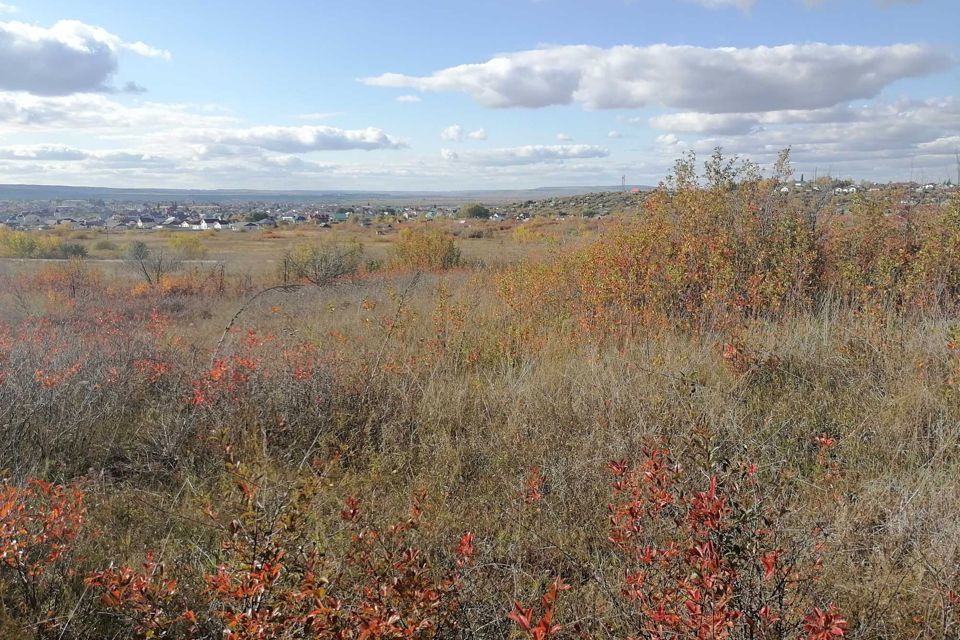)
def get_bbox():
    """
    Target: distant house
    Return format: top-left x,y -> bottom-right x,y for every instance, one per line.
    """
136,216 -> 157,229
199,218 -> 223,230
